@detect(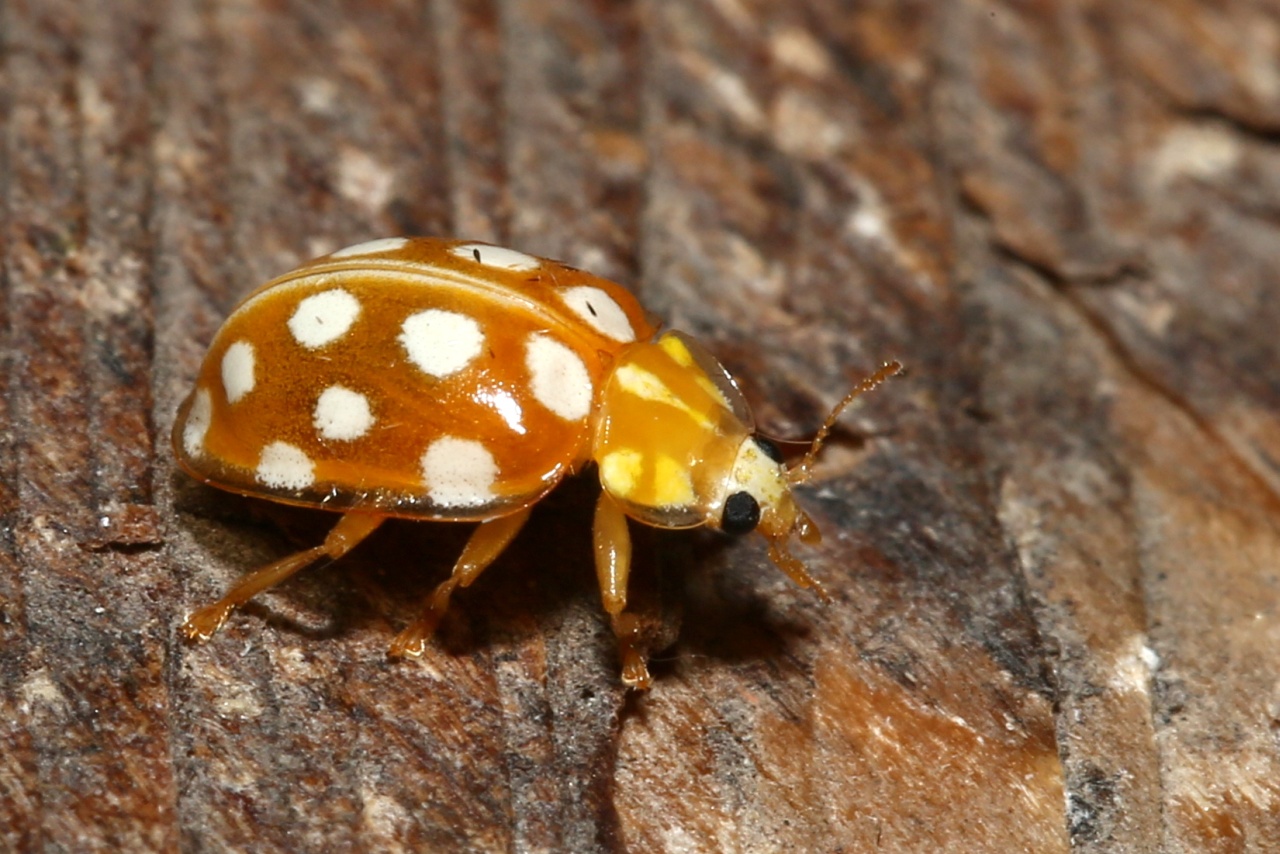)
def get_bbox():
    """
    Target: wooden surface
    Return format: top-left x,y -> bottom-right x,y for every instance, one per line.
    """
2,1 -> 1279,851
